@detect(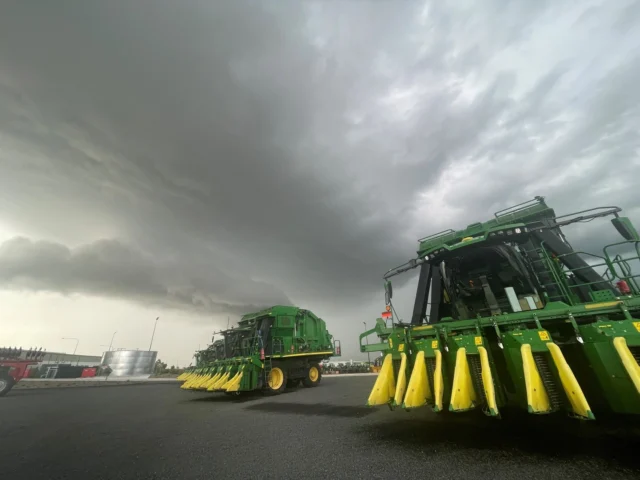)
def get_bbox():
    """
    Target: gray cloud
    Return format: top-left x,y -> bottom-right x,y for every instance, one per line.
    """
0,0 -> 639,339
0,236 -> 290,316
